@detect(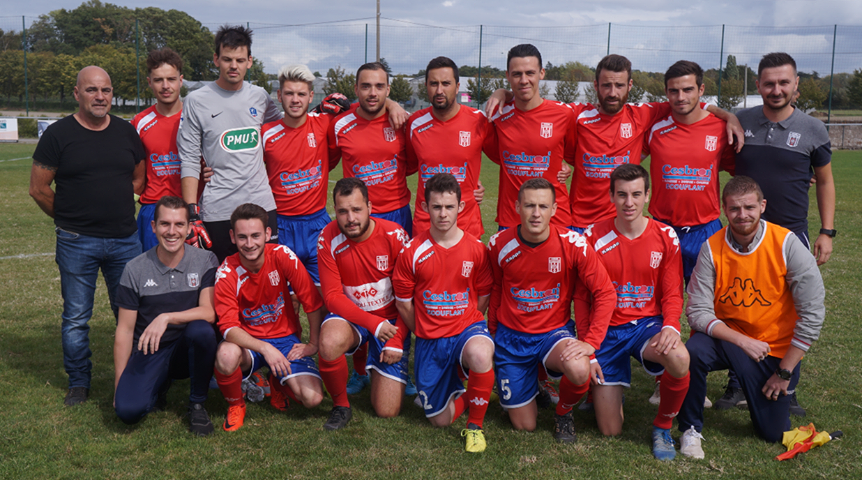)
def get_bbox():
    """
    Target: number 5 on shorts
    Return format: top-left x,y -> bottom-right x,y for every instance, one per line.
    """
500,379 -> 512,400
